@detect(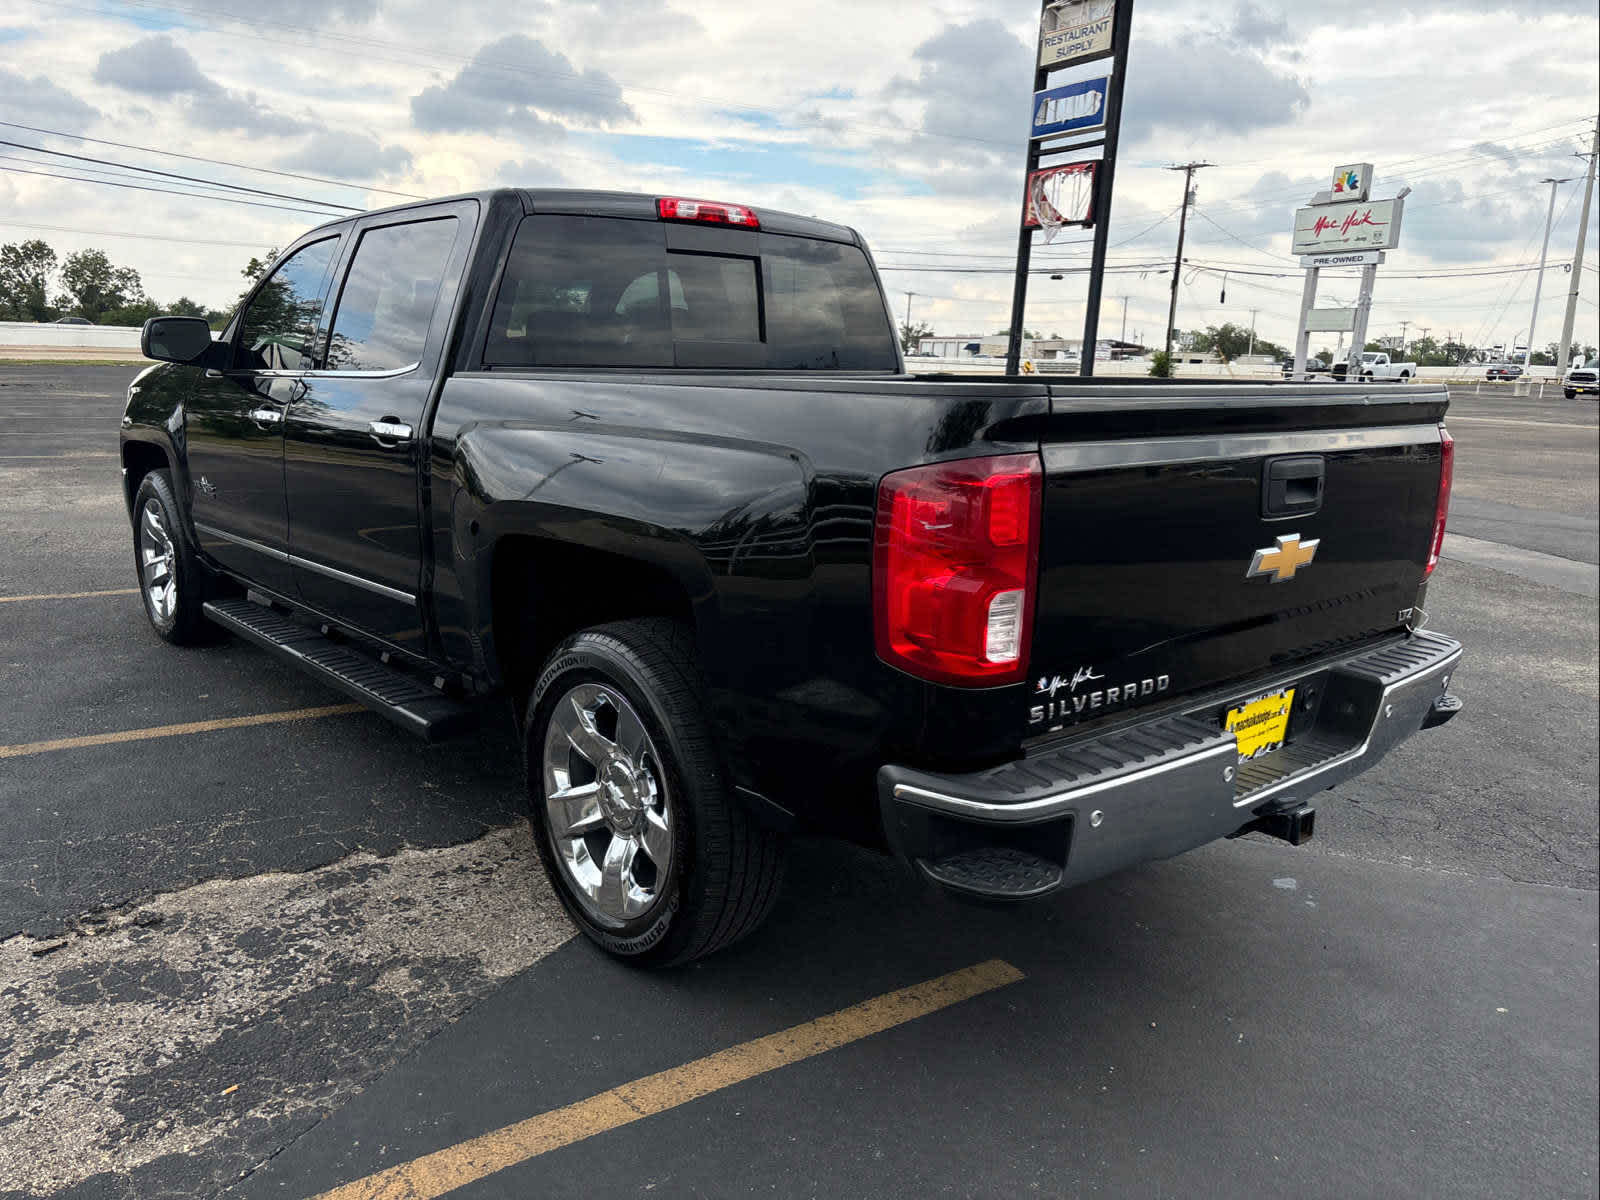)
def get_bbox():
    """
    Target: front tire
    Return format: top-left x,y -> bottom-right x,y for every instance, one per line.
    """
524,618 -> 786,966
1566,388 -> 1577,399
131,469 -> 211,645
